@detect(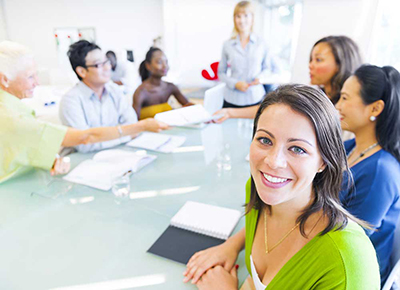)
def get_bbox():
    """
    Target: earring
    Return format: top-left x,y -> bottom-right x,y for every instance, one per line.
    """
370,116 -> 376,122
318,168 -> 324,173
